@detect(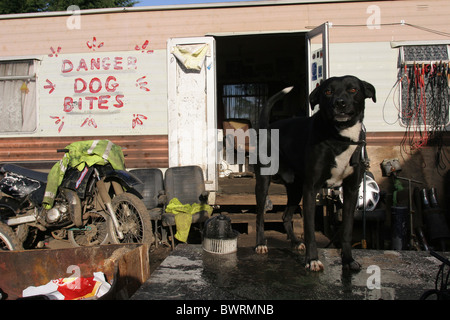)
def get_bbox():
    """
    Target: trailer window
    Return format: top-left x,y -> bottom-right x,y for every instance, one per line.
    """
222,83 -> 268,128
0,60 -> 37,133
